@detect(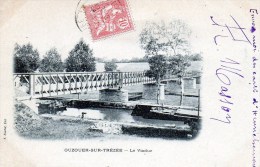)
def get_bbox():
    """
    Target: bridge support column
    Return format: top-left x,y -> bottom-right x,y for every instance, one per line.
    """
142,83 -> 165,100
165,79 -> 182,93
159,84 -> 165,100
99,88 -> 128,103
183,78 -> 196,89
29,75 -> 35,96
194,76 -> 201,84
